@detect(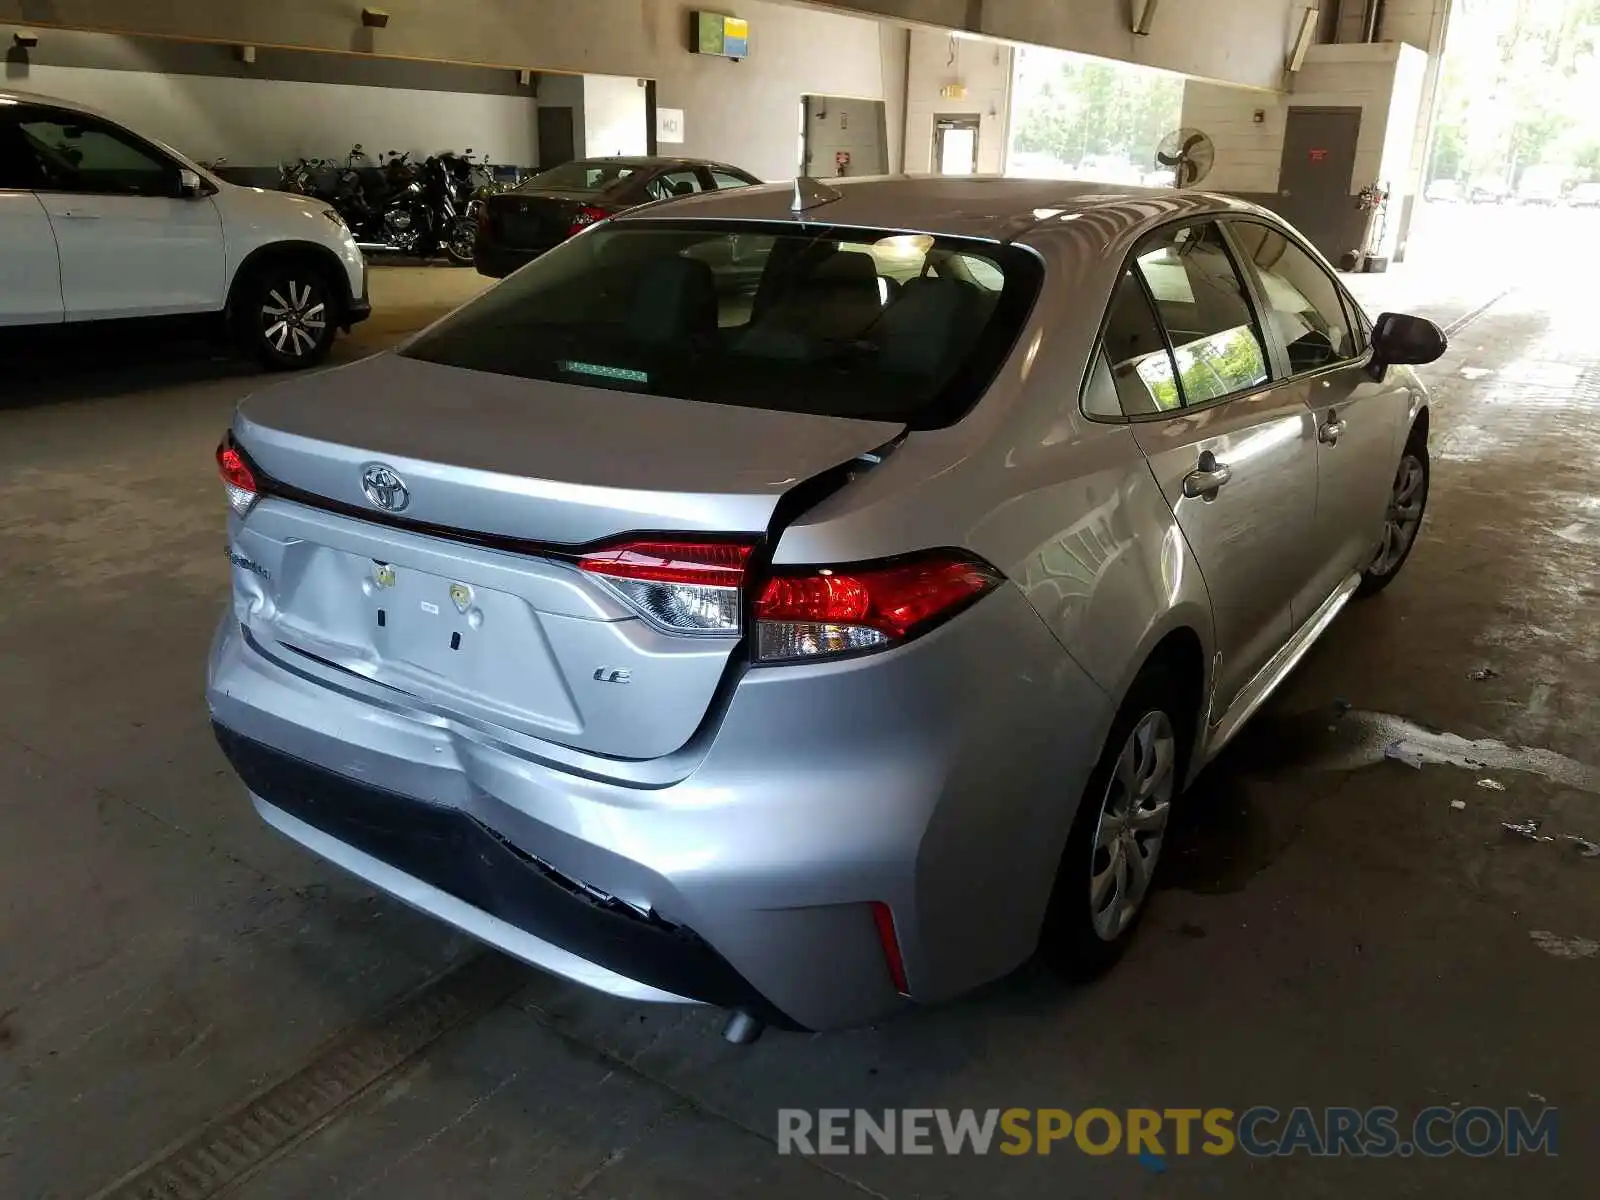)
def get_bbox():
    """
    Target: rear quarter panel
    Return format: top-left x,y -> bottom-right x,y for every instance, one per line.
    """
771,210 -> 1217,735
